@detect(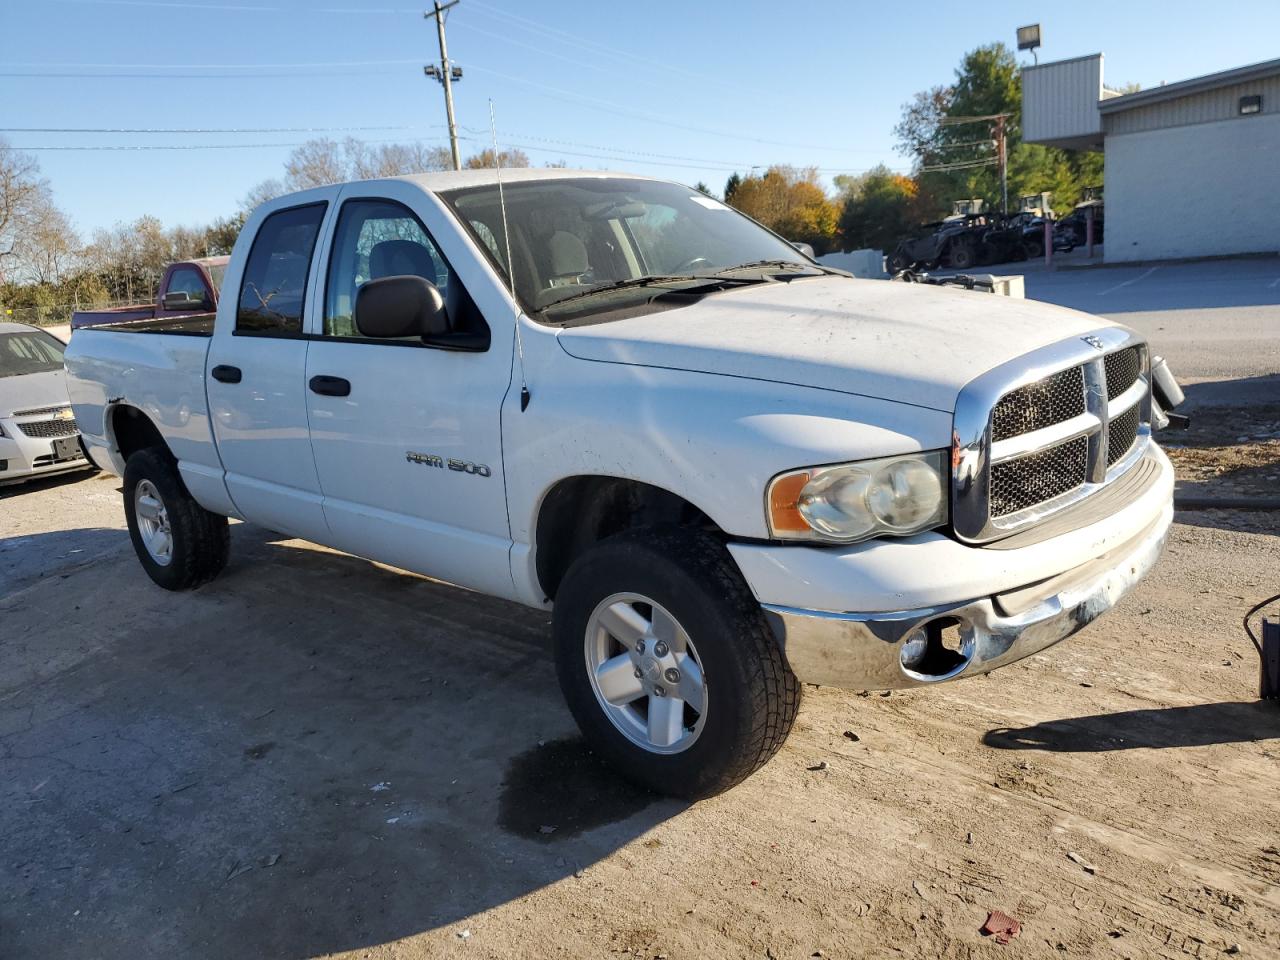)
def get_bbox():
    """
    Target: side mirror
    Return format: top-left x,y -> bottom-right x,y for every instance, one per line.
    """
355,275 -> 449,340
790,241 -> 816,259
162,290 -> 206,310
